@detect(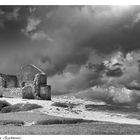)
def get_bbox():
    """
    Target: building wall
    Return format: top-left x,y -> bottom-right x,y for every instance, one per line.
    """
19,64 -> 47,87
0,73 -> 18,88
5,75 -> 18,88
